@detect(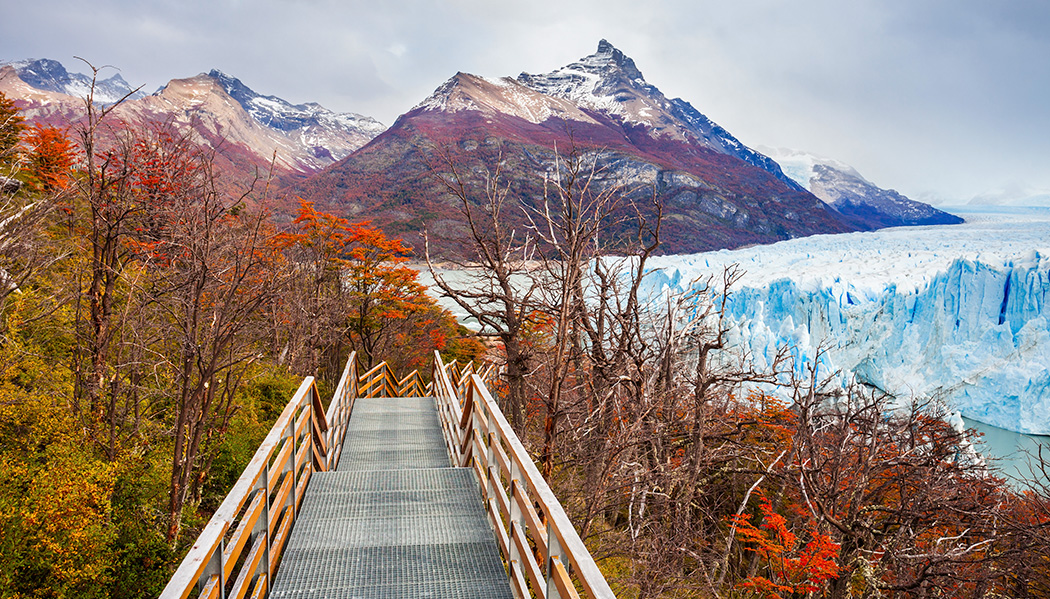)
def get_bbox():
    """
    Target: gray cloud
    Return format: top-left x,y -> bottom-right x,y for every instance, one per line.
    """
3,0 -> 1048,203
